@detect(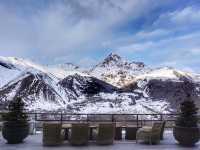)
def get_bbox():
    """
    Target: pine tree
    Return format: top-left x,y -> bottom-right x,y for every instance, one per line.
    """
175,97 -> 198,127
3,97 -> 28,123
